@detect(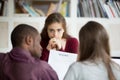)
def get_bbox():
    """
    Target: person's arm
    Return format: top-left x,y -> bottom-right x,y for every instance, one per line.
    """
67,38 -> 79,53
